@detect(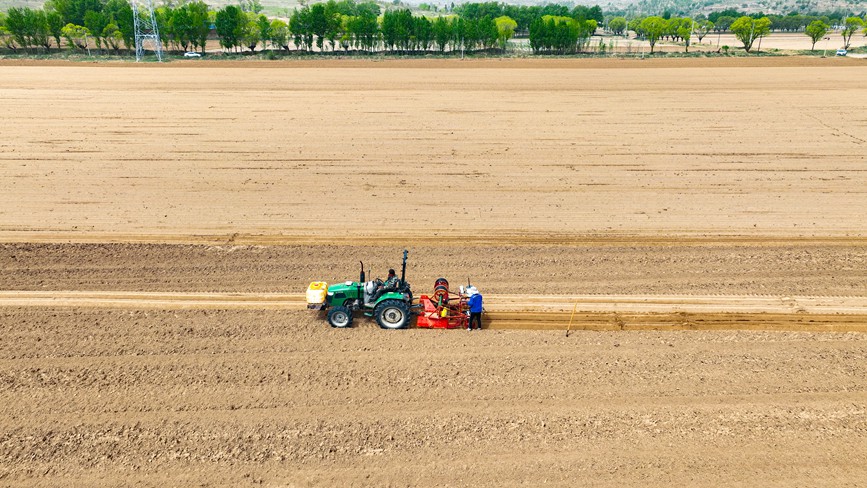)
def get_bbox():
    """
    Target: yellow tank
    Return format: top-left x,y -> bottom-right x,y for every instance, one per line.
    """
306,281 -> 328,309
